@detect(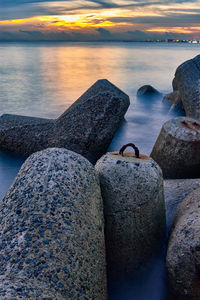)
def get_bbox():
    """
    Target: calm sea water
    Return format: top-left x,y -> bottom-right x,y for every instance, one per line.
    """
0,42 -> 199,299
